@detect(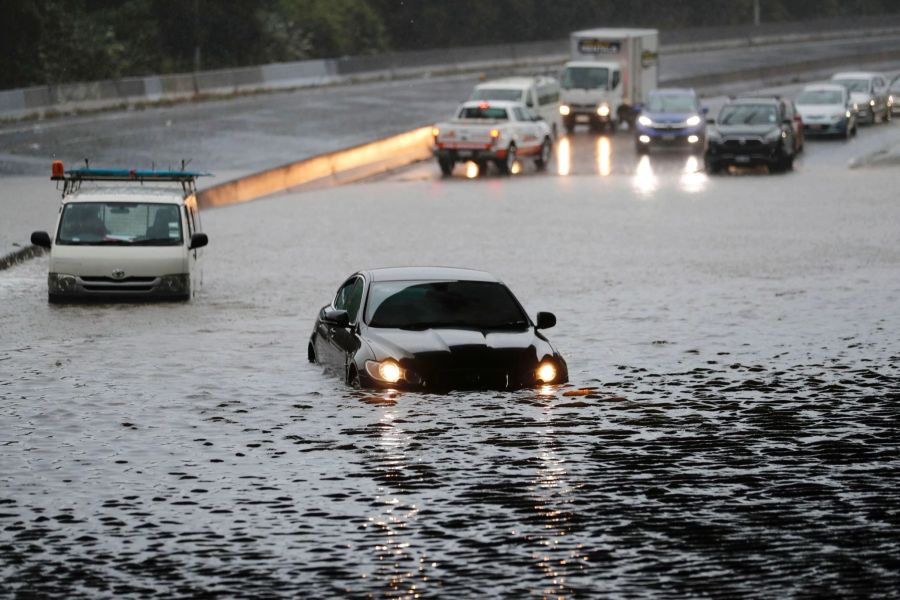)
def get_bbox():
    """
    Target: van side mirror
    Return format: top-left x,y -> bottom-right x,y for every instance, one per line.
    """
31,231 -> 52,248
189,232 -> 208,249
536,311 -> 556,330
323,308 -> 350,328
